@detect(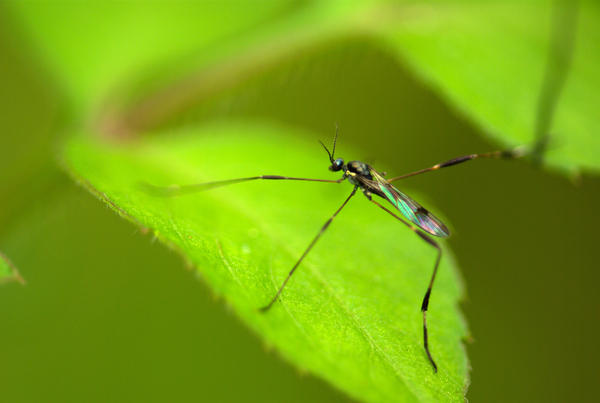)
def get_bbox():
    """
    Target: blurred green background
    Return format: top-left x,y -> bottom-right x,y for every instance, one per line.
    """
1,1 -> 599,402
